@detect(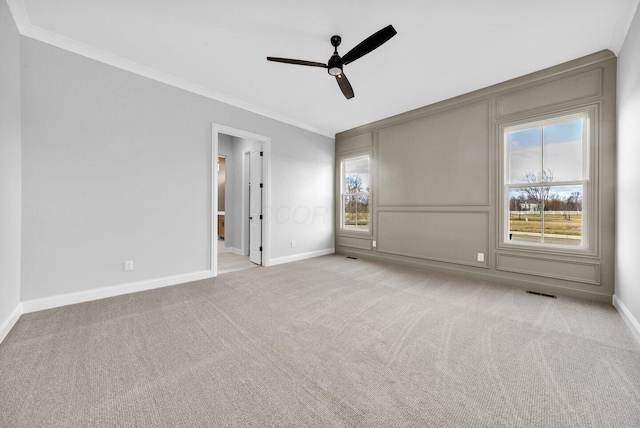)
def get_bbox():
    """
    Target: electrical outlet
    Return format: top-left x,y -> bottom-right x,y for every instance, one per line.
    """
372,240 -> 377,248
477,253 -> 484,262
124,260 -> 134,271
291,241 -> 295,248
